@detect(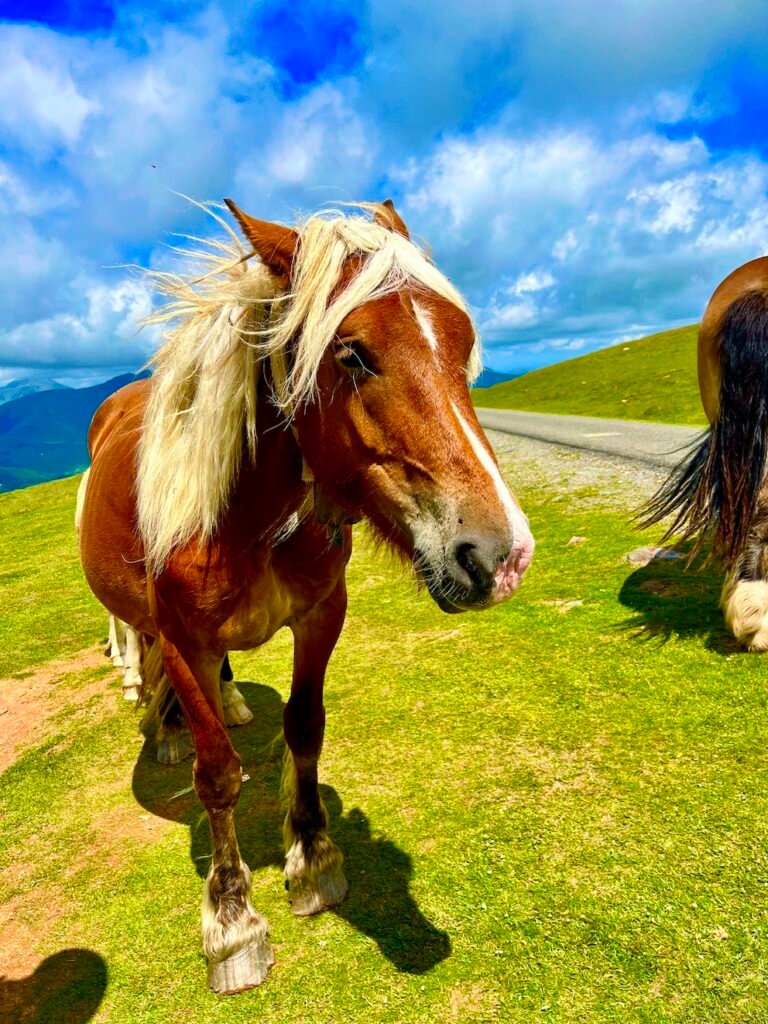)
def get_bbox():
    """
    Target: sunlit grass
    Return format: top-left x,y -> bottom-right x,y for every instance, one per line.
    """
1,468 -> 767,1023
